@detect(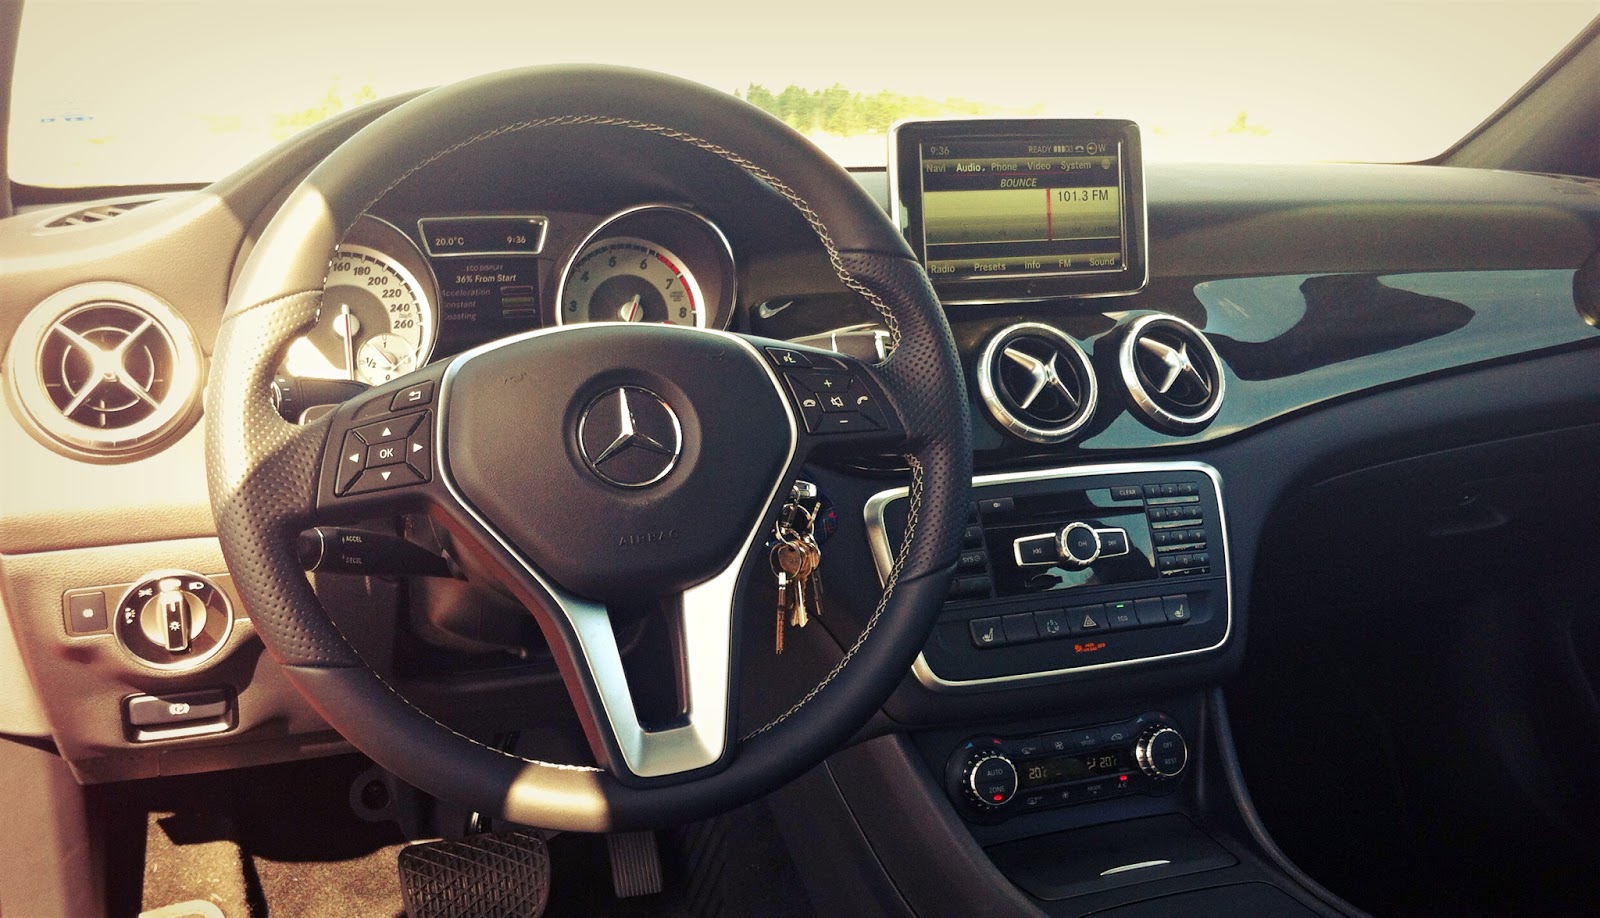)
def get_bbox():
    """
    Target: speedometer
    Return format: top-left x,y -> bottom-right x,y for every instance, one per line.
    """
324,245 -> 435,385
561,237 -> 705,327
